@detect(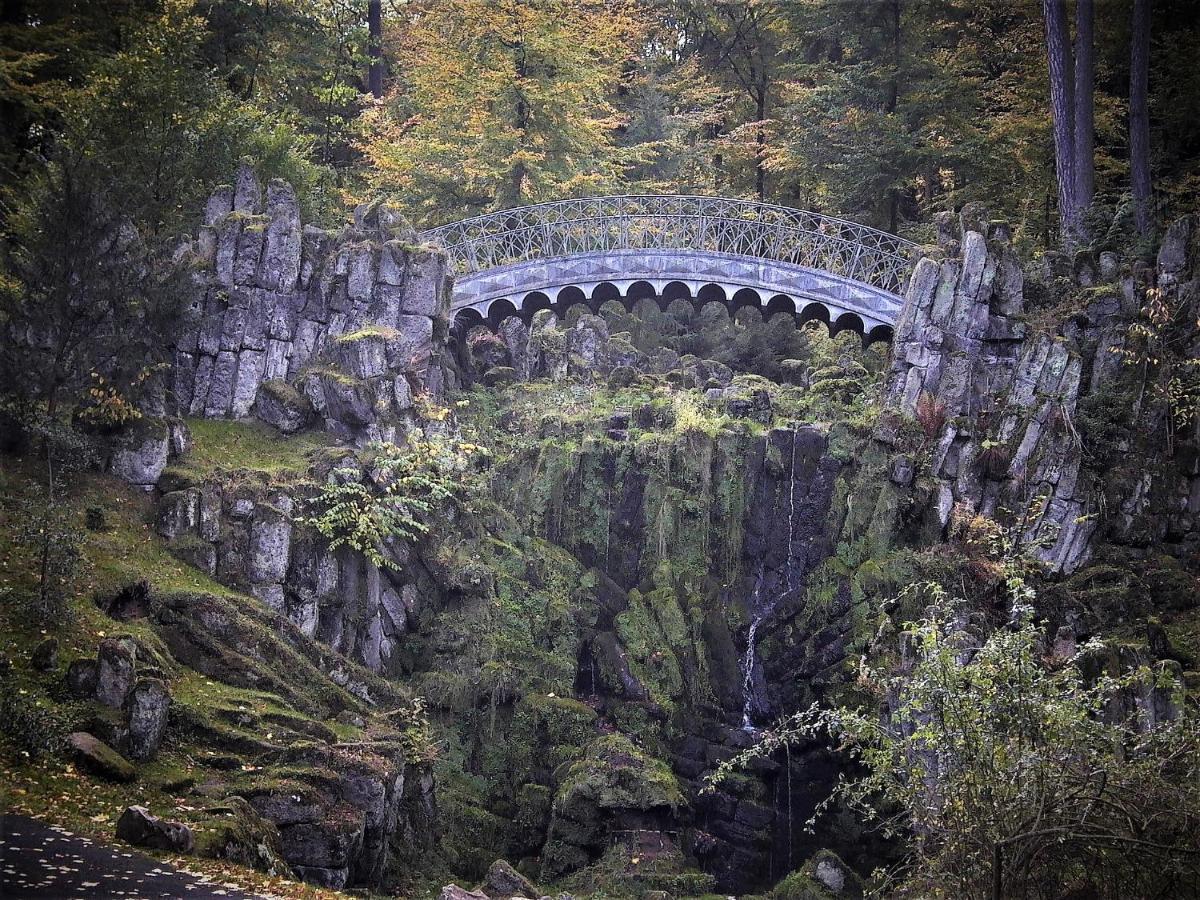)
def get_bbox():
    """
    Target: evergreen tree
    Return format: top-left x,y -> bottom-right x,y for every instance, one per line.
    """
359,0 -> 649,223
